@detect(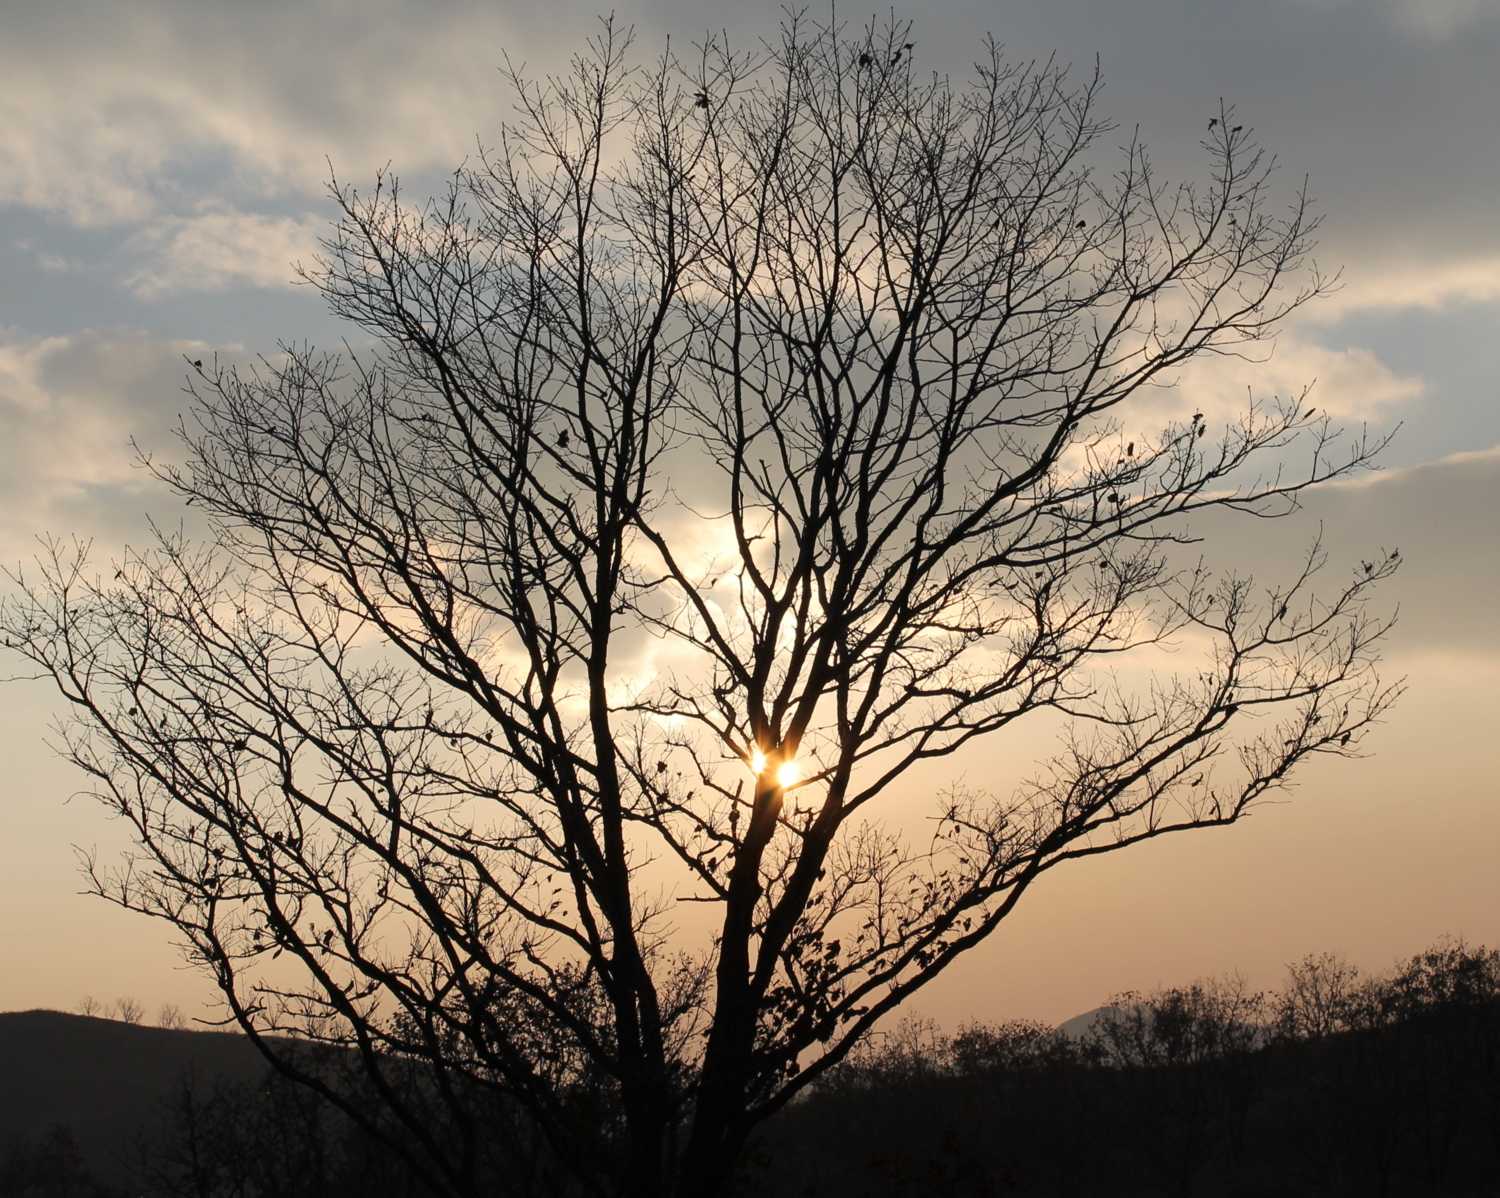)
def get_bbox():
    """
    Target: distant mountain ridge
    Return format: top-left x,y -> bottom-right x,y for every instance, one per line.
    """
1055,1006 -> 1107,1039
0,1010 -> 271,1183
